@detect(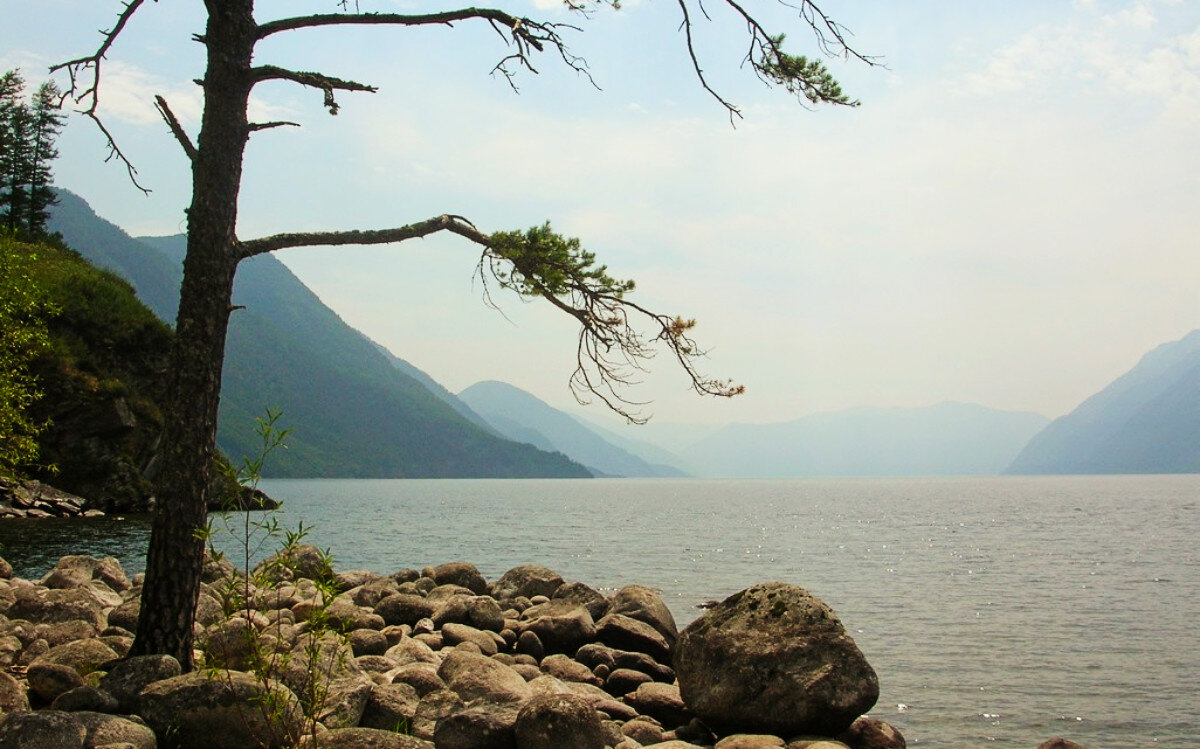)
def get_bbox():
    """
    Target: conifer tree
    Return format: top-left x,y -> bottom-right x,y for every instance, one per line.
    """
0,71 -> 31,231
25,82 -> 65,233
0,71 -> 64,235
